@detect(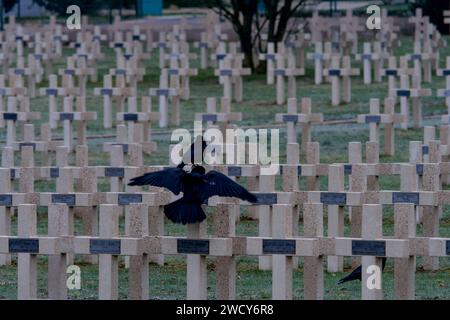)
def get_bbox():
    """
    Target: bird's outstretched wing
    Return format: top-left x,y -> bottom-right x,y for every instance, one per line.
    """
197,170 -> 257,203
127,167 -> 186,195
